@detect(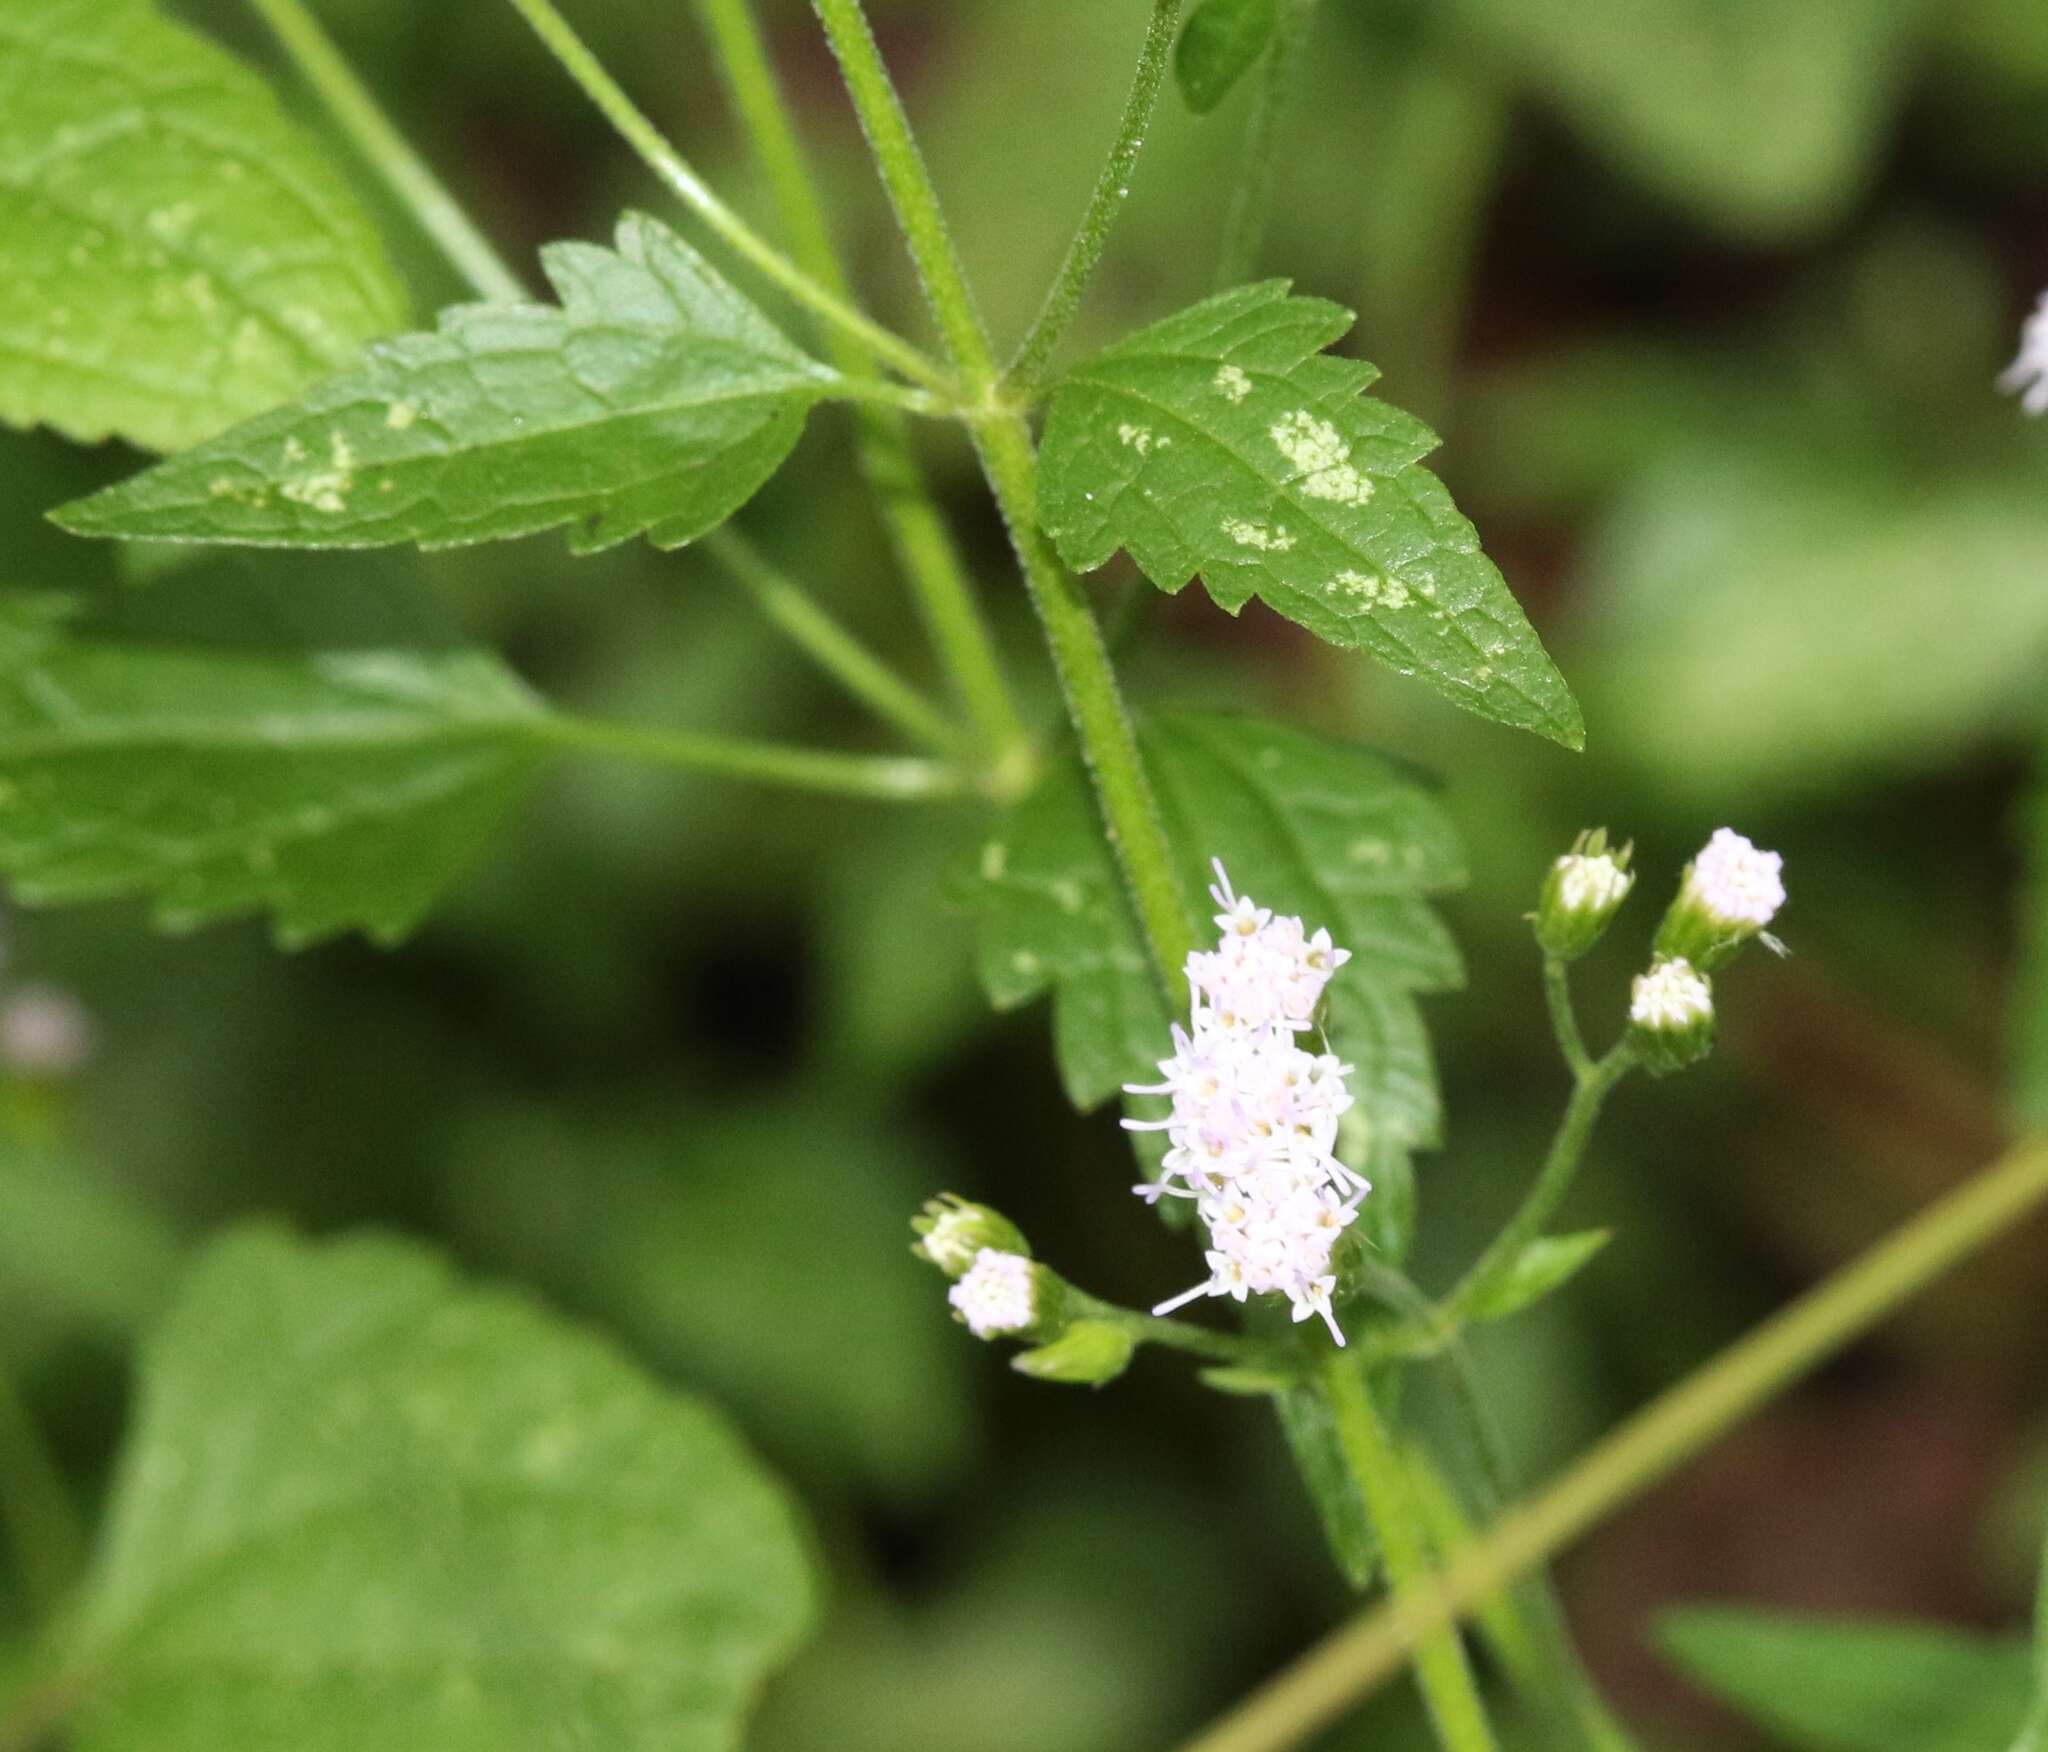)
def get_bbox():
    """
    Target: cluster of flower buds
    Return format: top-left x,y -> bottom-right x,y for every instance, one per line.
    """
1533,827 -> 1635,961
1122,862 -> 1365,1346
